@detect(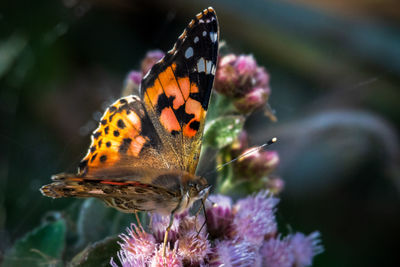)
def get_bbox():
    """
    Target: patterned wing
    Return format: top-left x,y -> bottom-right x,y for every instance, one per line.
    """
76,95 -> 171,178
140,7 -> 219,174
